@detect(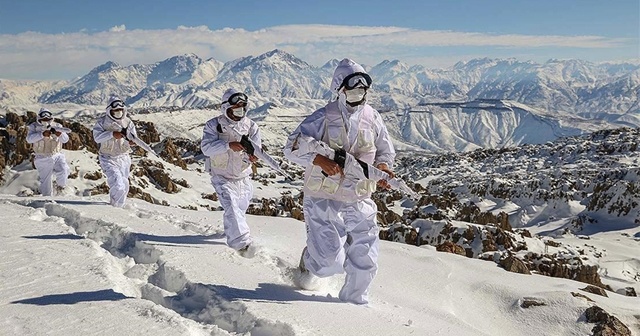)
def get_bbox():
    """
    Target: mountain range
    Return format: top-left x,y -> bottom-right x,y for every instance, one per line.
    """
0,49 -> 638,152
